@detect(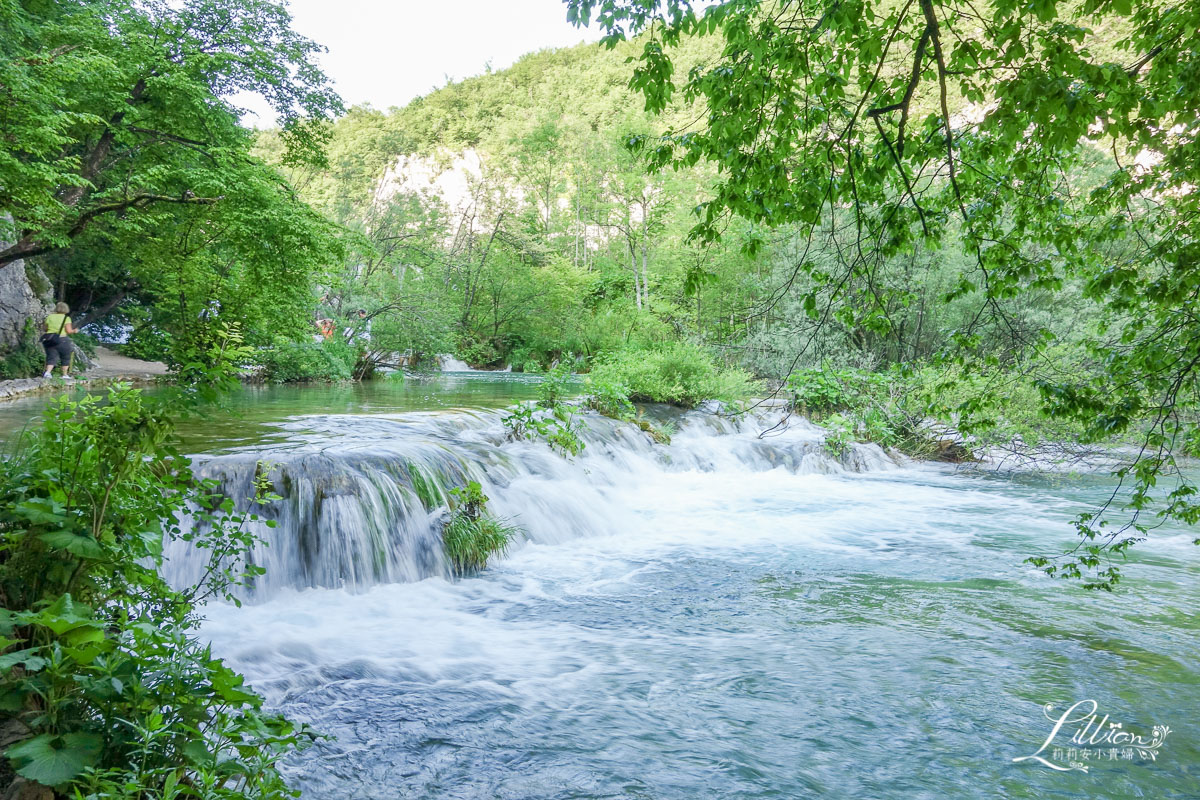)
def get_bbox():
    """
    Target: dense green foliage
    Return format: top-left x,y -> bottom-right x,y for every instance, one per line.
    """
0,0 -> 343,376
256,37 -> 768,374
0,387 -> 313,798
566,0 -> 1200,588
588,341 -> 755,408
0,1 -> 338,796
442,482 -> 519,574
0,323 -> 43,380
256,339 -> 355,384
788,367 -> 941,459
